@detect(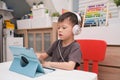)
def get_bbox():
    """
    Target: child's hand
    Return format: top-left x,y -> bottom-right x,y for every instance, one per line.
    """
36,52 -> 49,61
36,53 -> 41,58
36,53 -> 44,63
